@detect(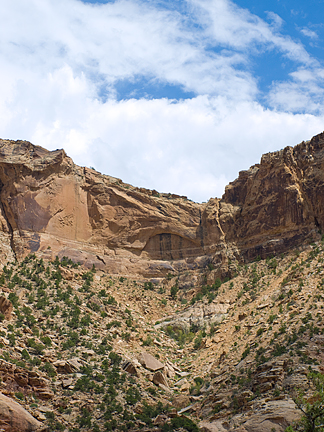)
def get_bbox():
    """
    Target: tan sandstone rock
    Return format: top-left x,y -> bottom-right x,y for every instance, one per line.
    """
0,392 -> 42,431
138,352 -> 164,371
172,394 -> 191,409
153,371 -> 169,387
240,399 -> 300,432
0,296 -> 12,320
